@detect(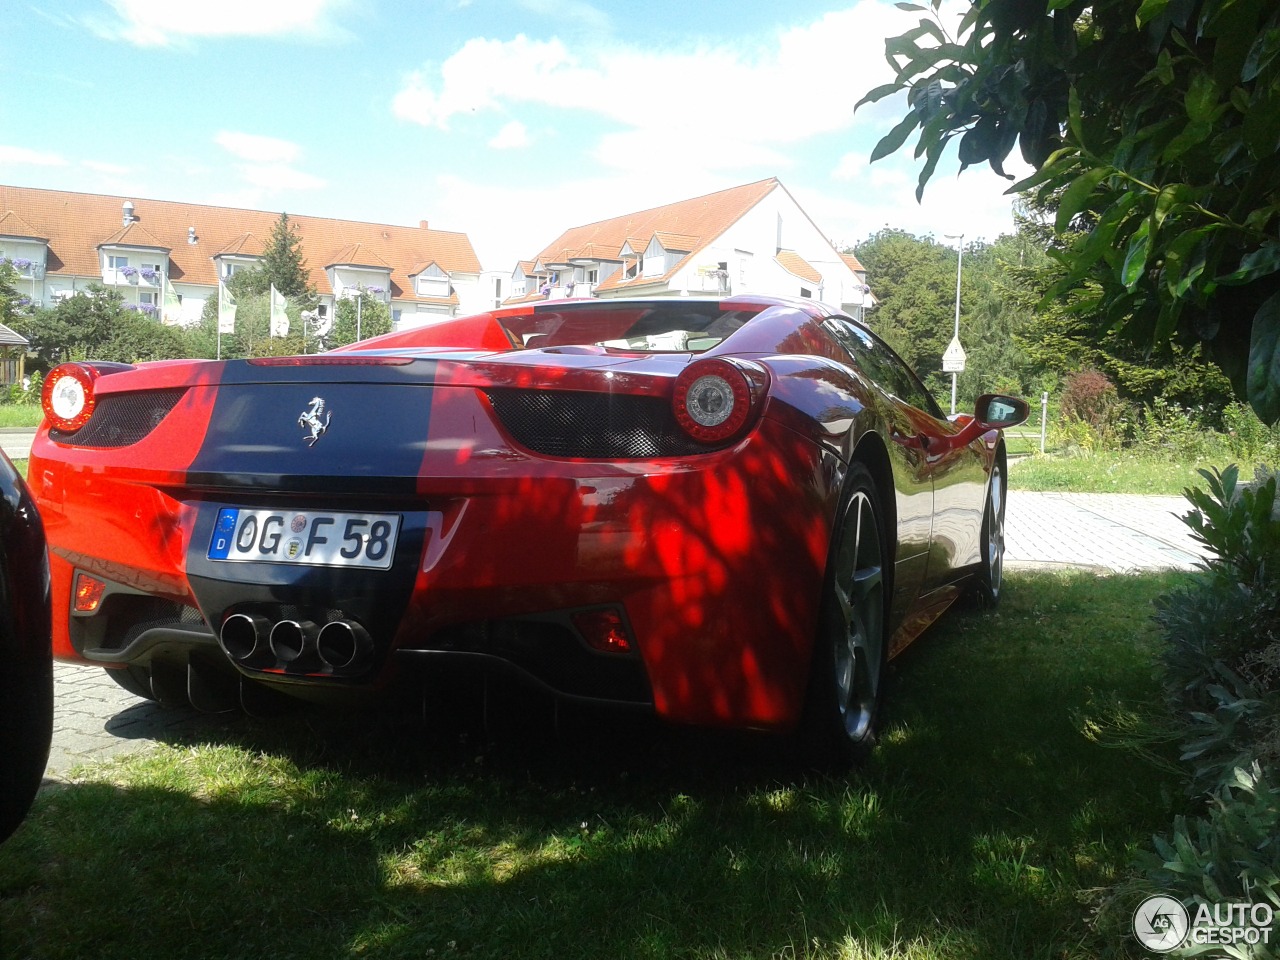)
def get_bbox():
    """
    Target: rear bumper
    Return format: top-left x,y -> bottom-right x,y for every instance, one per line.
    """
33,412 -> 838,730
